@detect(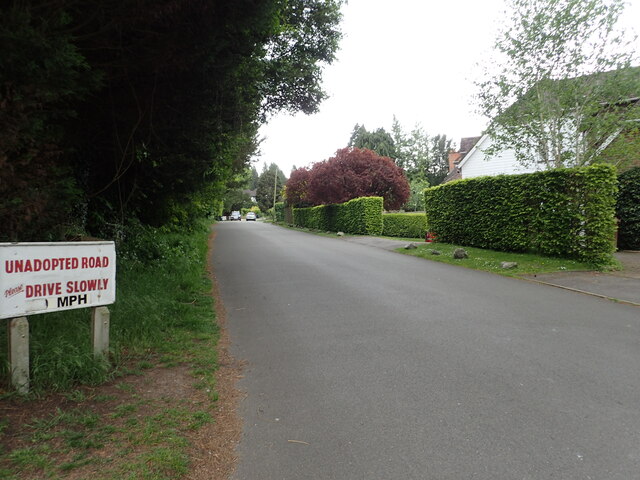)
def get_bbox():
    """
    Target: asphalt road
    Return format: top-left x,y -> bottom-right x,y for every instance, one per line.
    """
212,221 -> 640,480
